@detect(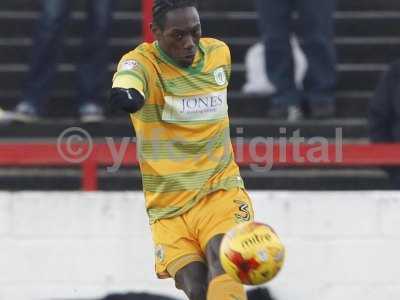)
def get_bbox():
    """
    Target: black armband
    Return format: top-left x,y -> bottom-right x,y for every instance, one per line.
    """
109,88 -> 145,113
